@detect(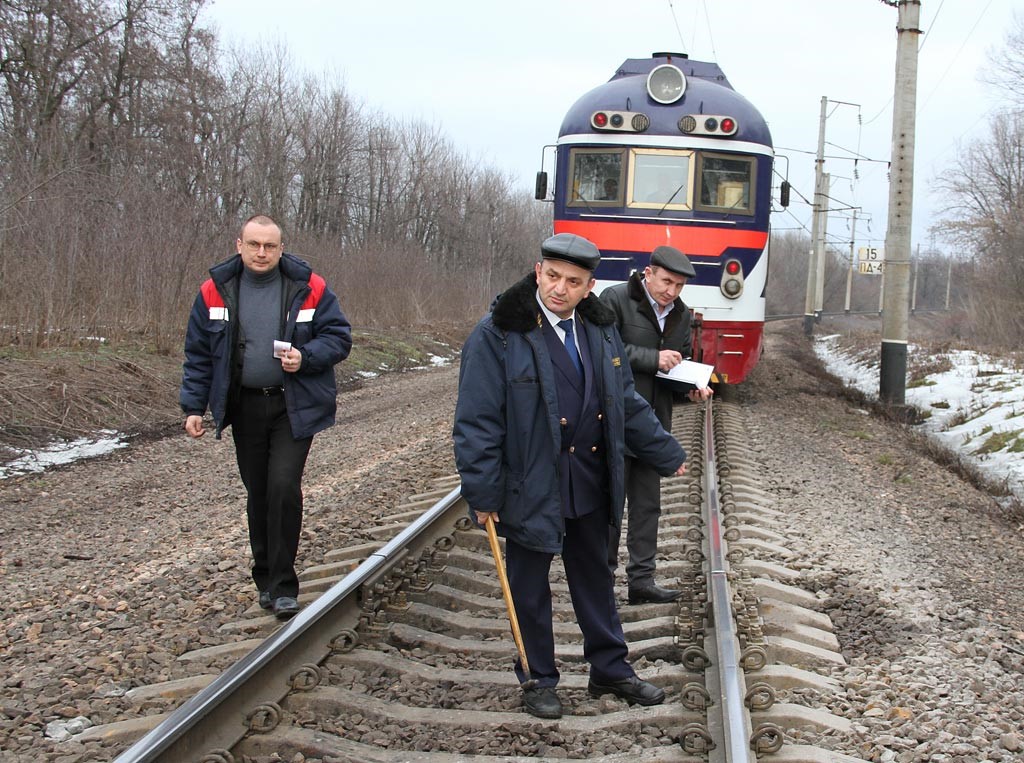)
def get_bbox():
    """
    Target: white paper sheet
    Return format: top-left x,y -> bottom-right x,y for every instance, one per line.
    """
655,359 -> 714,388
